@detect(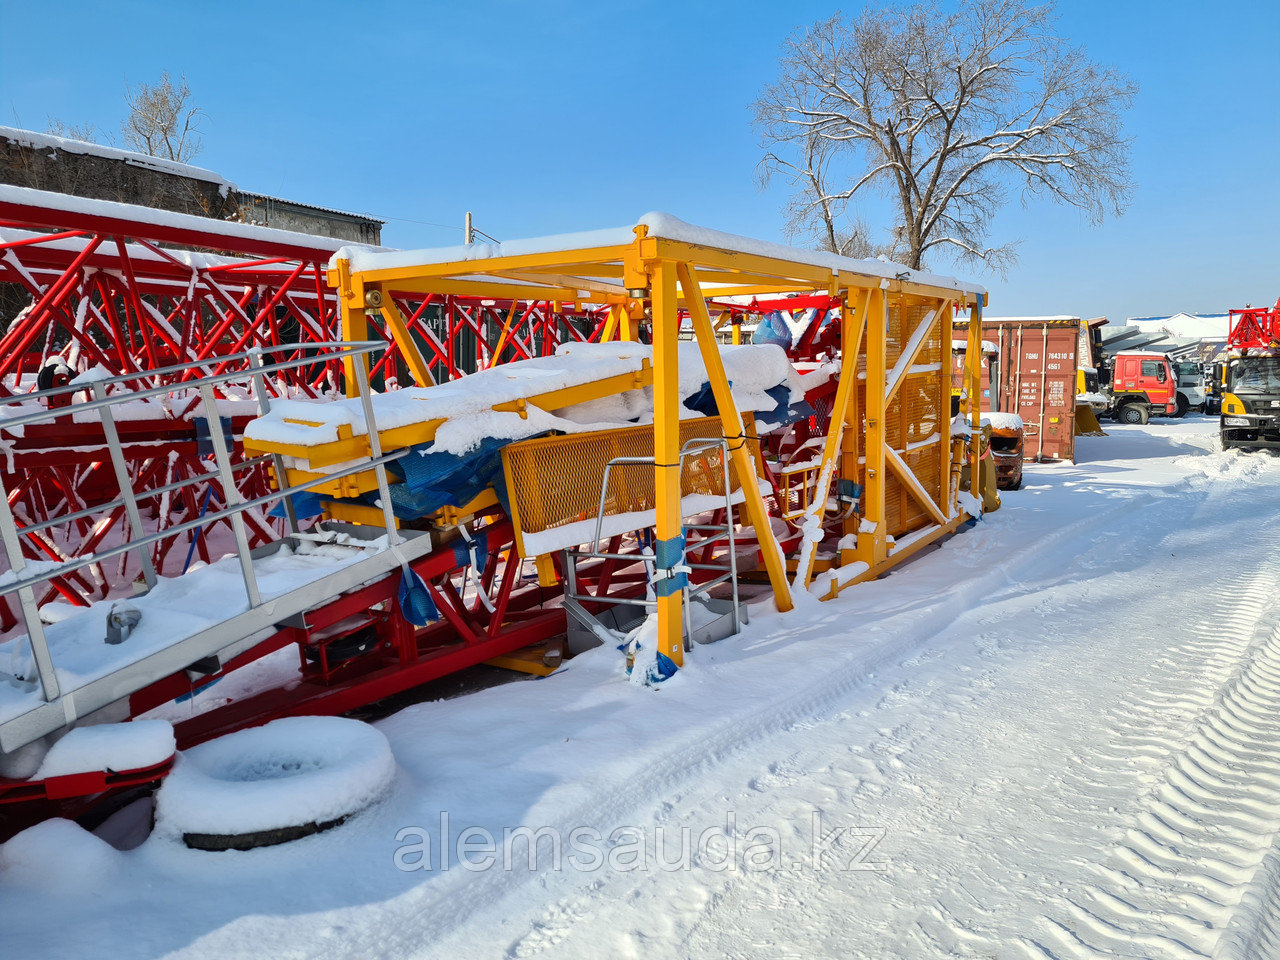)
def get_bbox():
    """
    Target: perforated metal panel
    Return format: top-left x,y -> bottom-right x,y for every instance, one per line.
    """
502,415 -> 756,554
884,303 -> 945,537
